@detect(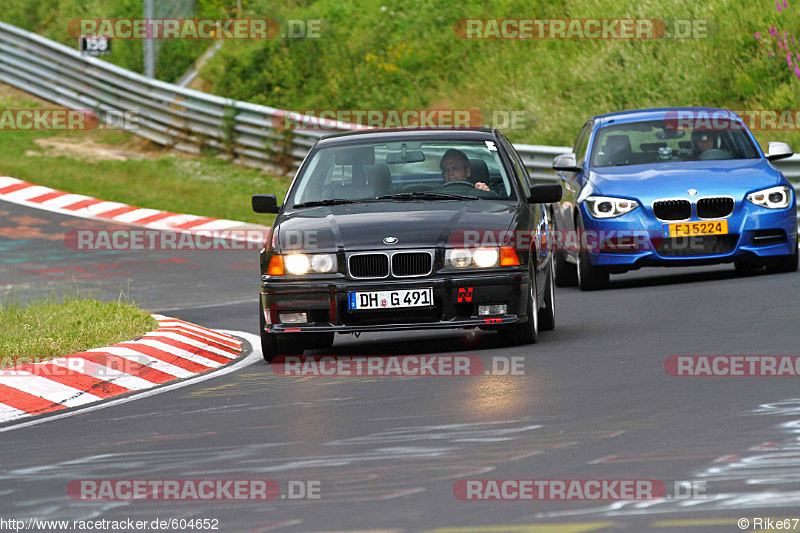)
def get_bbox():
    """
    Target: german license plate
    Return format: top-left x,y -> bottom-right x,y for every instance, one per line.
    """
348,288 -> 433,310
663,220 -> 728,238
